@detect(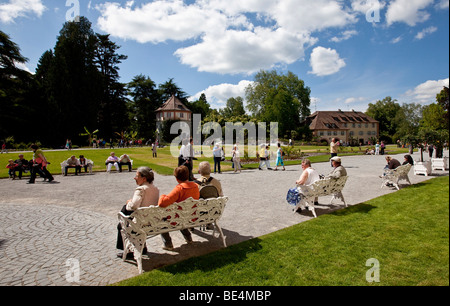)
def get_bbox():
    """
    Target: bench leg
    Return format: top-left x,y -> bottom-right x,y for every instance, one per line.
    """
309,205 -> 317,218
135,251 -> 144,274
332,192 -> 347,207
214,221 -> 227,247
